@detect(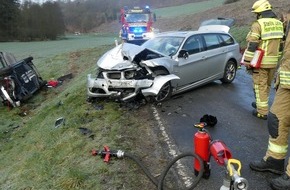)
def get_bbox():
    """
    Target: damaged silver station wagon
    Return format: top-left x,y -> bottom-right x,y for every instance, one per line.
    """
87,18 -> 242,102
